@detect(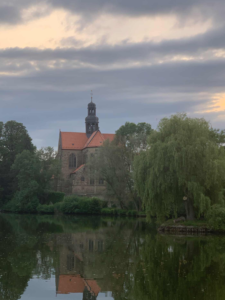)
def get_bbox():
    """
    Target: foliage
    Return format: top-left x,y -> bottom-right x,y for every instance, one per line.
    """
57,196 -> 103,215
0,120 -> 60,210
36,147 -> 61,191
41,191 -> 65,205
207,204 -> 225,231
37,204 -> 55,214
3,148 -> 61,213
116,121 -> 152,152
3,192 -> 39,213
134,114 -> 225,221
0,121 -> 35,206
89,122 -> 152,210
